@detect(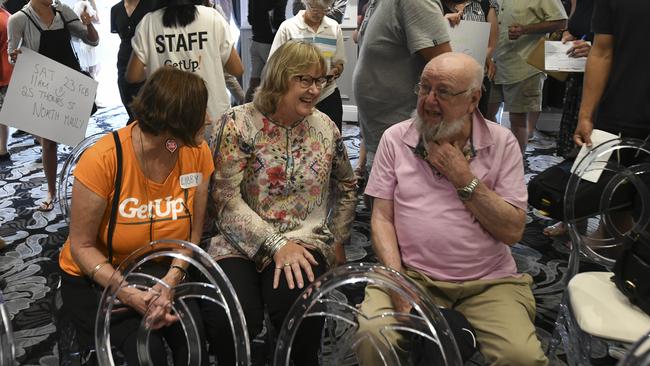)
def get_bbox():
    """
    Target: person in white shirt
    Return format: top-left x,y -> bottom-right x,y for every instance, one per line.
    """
126,0 -> 243,131
269,0 -> 345,131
